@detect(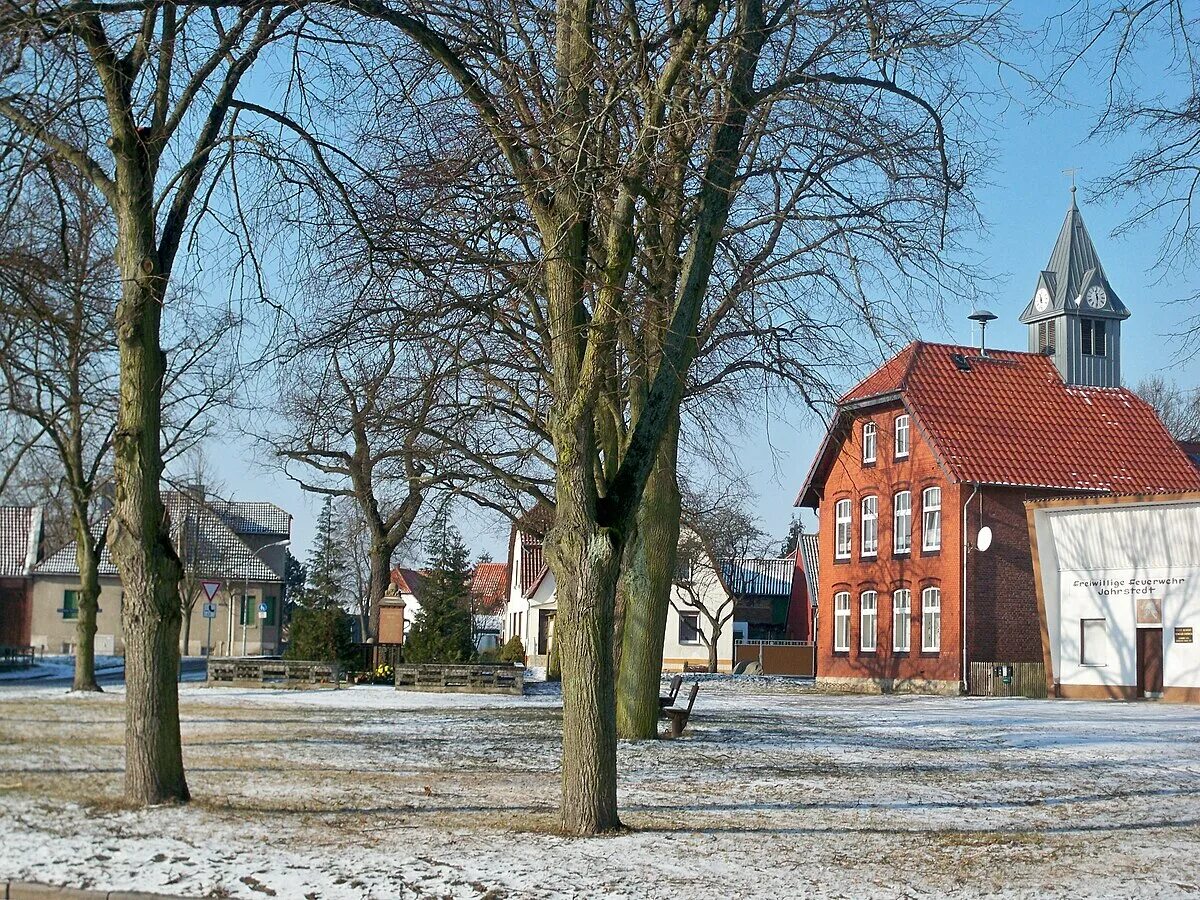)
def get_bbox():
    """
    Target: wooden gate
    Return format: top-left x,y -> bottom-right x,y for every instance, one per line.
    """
967,661 -> 1047,699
